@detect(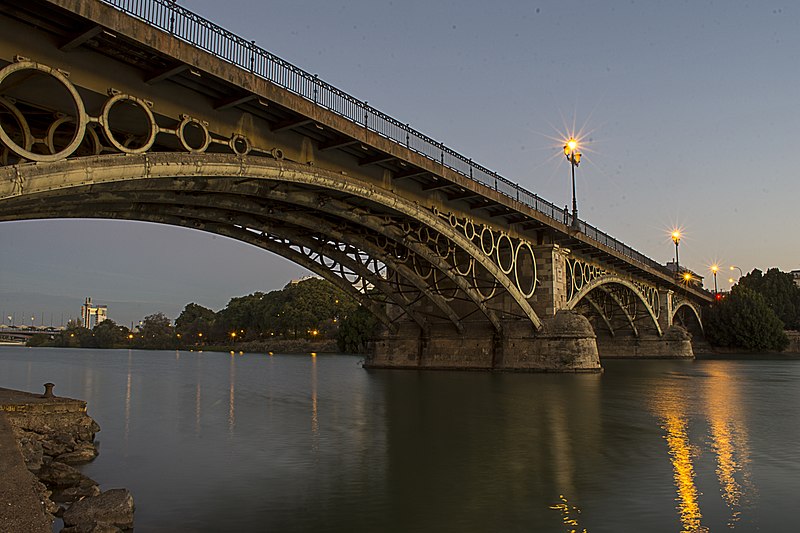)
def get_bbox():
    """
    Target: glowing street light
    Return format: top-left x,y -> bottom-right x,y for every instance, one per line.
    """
710,264 -> 719,293
671,230 -> 681,275
682,272 -> 693,285
564,137 -> 582,230
729,265 -> 743,278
